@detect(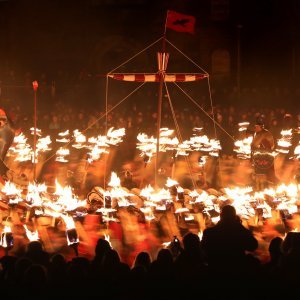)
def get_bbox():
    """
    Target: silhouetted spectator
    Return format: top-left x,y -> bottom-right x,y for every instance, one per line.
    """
262,236 -> 283,287
25,241 -> 50,268
267,236 -> 283,269
149,248 -> 174,283
281,232 -> 300,291
201,205 -> 258,279
132,251 -> 151,272
90,238 -> 111,277
0,255 -> 18,287
13,257 -> 32,287
48,253 -> 67,289
174,232 -> 208,295
23,264 -> 48,296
